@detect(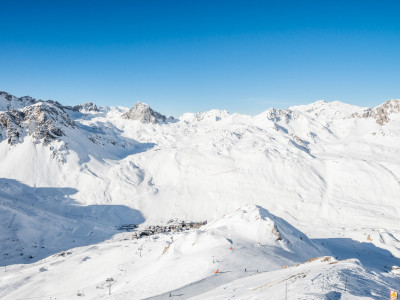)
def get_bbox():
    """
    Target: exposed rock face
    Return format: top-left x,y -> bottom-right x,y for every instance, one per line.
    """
0,91 -> 36,111
0,92 -> 144,164
265,108 -> 296,123
70,102 -> 99,112
350,99 -> 400,125
122,102 -> 167,124
0,92 -> 136,163
23,103 -> 76,144
0,110 -> 24,144
0,96 -> 76,145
